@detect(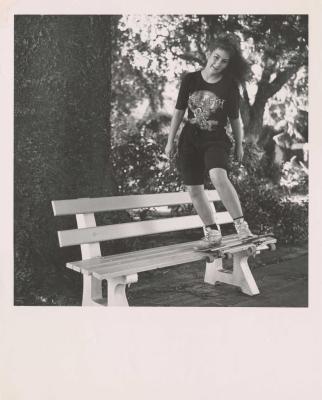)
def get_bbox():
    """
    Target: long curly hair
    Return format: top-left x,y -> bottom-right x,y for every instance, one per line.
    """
208,33 -> 251,84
